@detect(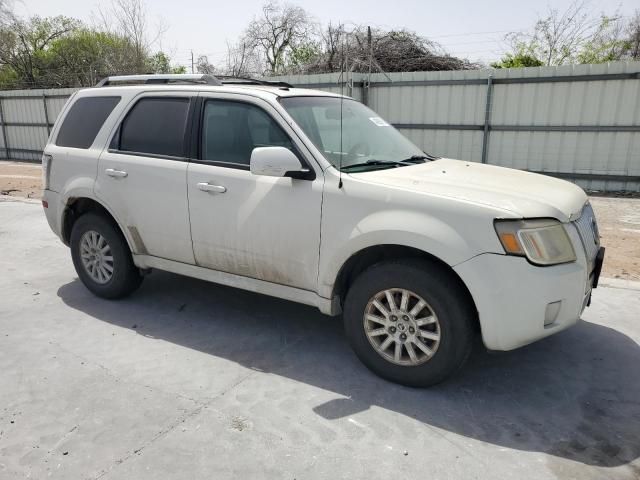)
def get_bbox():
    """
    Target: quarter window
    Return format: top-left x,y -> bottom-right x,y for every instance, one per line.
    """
118,97 -> 190,157
56,96 -> 120,149
201,100 -> 293,166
